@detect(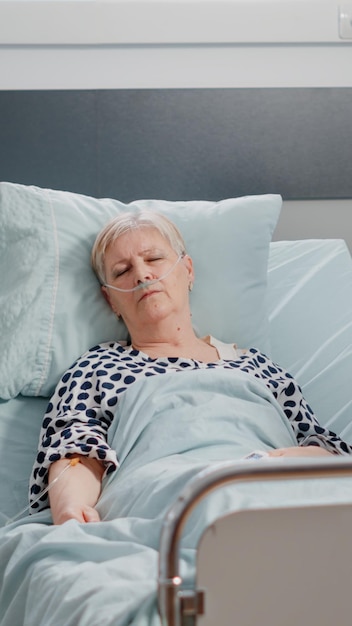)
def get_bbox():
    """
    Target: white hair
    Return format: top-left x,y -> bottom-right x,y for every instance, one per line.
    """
91,211 -> 187,284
